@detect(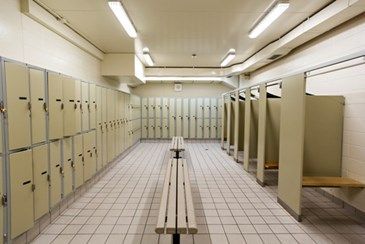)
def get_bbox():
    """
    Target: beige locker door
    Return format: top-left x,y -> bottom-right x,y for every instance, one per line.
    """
120,93 -> 126,152
218,98 -> 223,119
204,119 -> 210,138
101,88 -> 108,165
81,82 -> 89,131
204,98 -> 211,118
75,80 -> 82,133
96,127 -> 102,170
183,98 -> 189,138
90,130 -> 97,175
155,118 -> 161,138
169,98 -> 175,138
29,68 -> 46,144
5,62 -> 31,150
107,127 -> 114,163
32,144 -> 49,220
211,98 -> 218,139
176,98 -> 182,137
217,118 -> 222,139
50,140 -> 62,207
142,98 -> 148,118
89,84 -> 96,129
148,118 -> 155,138
10,150 -> 34,239
115,93 -> 121,154
211,117 -> 218,139
96,86 -> 102,126
142,119 -> 148,138
189,98 -> 197,139
162,119 -> 169,139
63,137 -> 73,196
83,132 -> 91,181
162,98 -> 169,119
48,72 -> 64,140
197,98 -> 204,119
63,76 -> 76,137
0,157 -> 2,243
74,134 -> 84,188
197,118 -> 203,138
